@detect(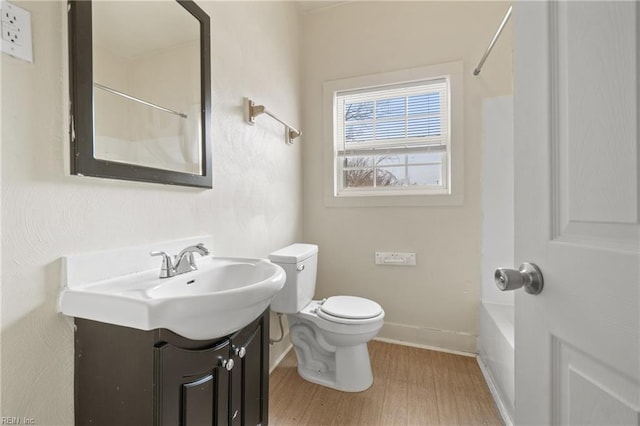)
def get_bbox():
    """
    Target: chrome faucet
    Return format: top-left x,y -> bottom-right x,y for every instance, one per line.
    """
150,243 -> 210,278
